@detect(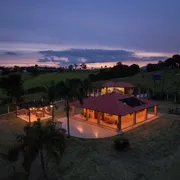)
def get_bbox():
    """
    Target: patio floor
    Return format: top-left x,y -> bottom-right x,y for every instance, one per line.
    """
17,114 -> 52,122
56,113 -> 161,139
56,117 -> 118,138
